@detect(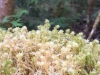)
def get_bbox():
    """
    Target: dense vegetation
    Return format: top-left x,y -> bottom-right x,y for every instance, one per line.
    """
0,20 -> 100,75
0,0 -> 100,75
15,0 -> 100,29
1,0 -> 99,30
